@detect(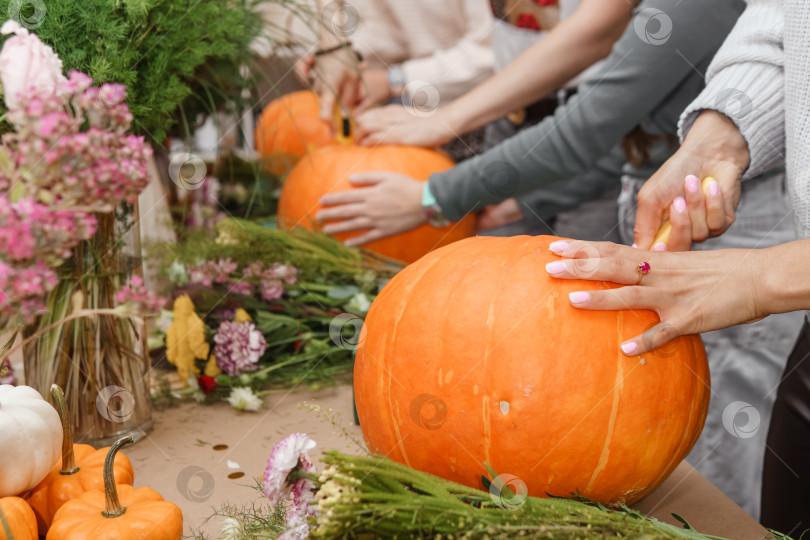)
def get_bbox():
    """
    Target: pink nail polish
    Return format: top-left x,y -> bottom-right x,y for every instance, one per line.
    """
653,242 -> 667,252
549,240 -> 569,252
621,342 -> 639,355
673,196 -> 687,213
708,180 -> 719,197
685,175 -> 700,194
545,261 -> 567,274
569,291 -> 590,304
632,243 -> 638,249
